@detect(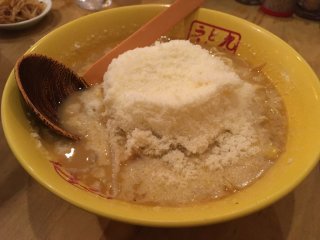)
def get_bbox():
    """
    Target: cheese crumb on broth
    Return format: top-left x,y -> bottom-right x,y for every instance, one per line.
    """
39,40 -> 287,206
